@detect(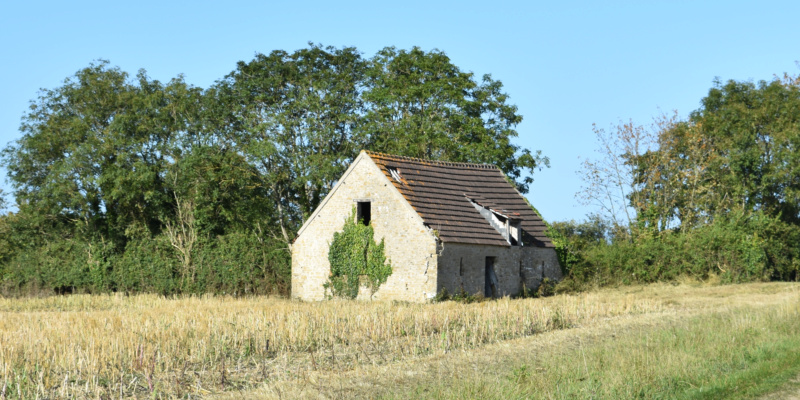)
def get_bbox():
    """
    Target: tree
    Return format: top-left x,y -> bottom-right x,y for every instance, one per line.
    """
215,44 -> 549,247
581,74 -> 800,237
0,192 -> 12,266
1,61 -> 203,246
577,118 -> 659,232
361,47 -> 547,193
629,78 -> 800,229
690,78 -> 800,224
0,46 -> 548,295
212,44 -> 366,248
630,117 -> 726,231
